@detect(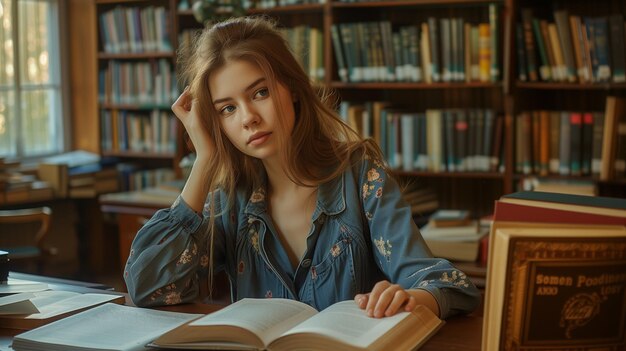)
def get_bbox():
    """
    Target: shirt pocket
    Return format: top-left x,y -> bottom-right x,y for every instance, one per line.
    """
307,236 -> 357,309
